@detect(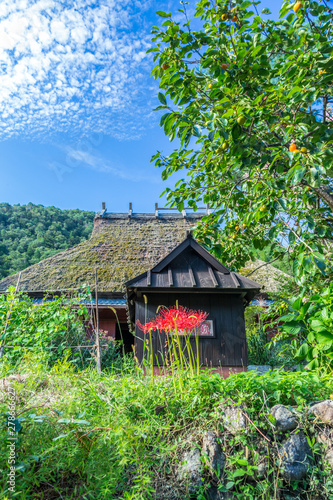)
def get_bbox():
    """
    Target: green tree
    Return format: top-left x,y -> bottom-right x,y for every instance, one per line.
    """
151,0 -> 333,281
0,204 -> 95,279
